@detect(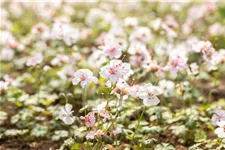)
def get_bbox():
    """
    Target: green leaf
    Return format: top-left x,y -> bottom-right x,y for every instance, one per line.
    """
194,130 -> 207,143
